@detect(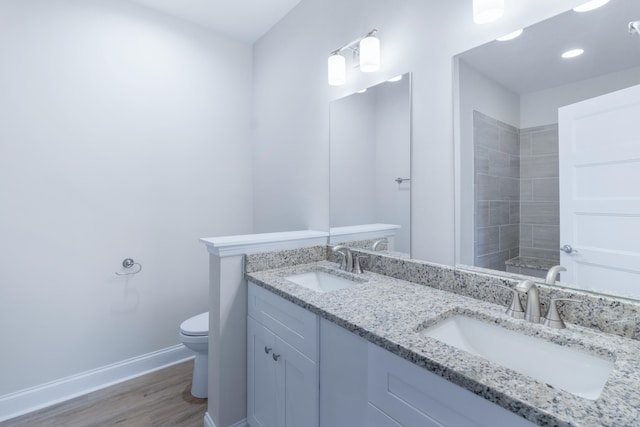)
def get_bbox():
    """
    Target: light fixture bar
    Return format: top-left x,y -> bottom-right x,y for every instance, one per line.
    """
330,29 -> 378,57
